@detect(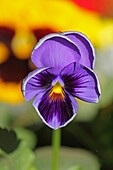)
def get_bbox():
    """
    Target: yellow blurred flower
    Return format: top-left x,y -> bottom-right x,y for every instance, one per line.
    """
0,81 -> 23,103
0,0 -> 113,46
0,0 -> 113,103
11,30 -> 37,59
